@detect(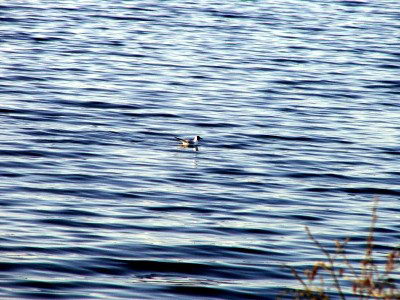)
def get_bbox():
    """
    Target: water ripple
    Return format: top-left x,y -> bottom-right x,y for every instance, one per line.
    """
0,0 -> 399,298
